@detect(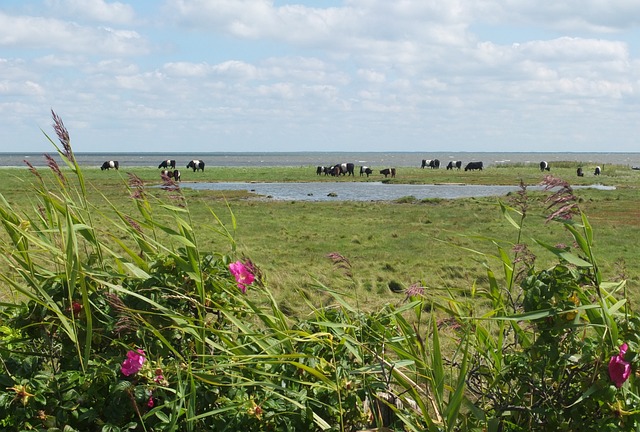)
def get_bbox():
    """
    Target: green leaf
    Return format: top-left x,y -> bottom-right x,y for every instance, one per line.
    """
499,201 -> 522,230
534,239 -> 593,267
